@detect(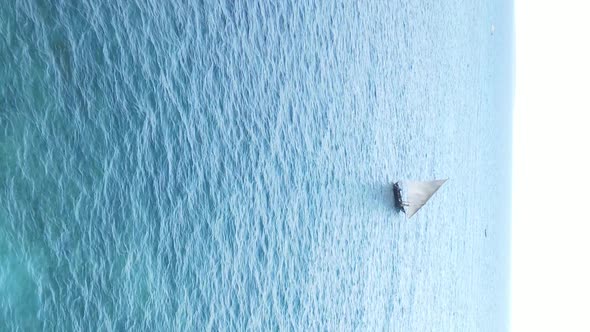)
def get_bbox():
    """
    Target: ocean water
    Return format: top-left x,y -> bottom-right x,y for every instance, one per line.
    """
0,0 -> 512,331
